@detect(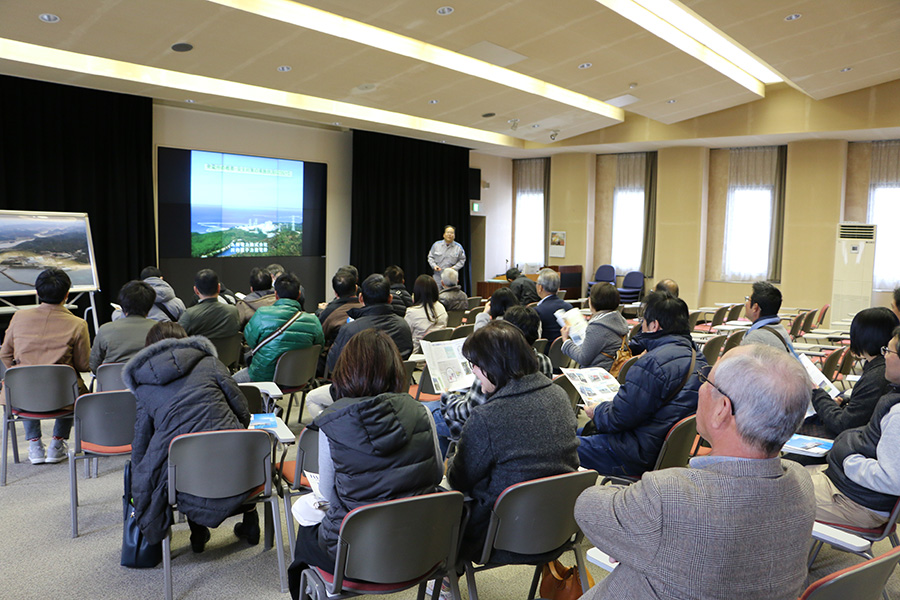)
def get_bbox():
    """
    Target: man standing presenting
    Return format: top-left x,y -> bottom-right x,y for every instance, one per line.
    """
575,344 -> 815,599
428,225 -> 466,288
